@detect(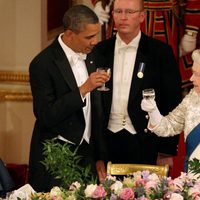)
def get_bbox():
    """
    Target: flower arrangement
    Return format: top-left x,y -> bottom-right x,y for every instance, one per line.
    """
31,170 -> 200,200
8,139 -> 200,200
